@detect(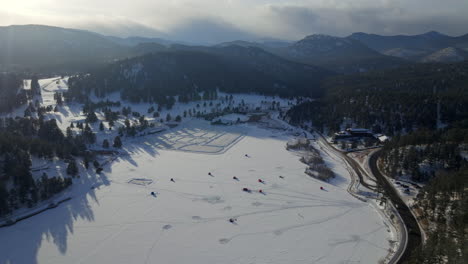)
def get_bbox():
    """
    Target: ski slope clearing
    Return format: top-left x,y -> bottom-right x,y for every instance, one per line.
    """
0,122 -> 392,264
